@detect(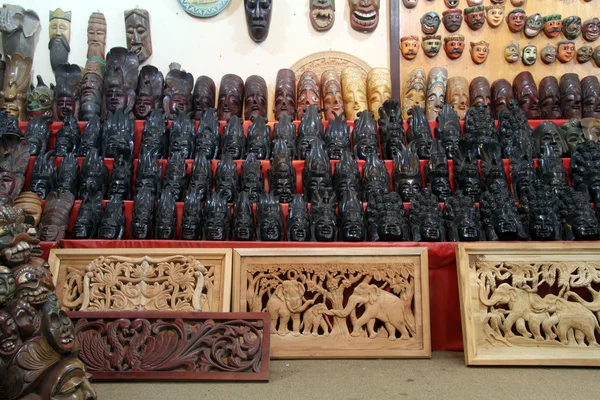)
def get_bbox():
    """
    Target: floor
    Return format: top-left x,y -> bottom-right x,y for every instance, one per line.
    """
94,351 -> 599,400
